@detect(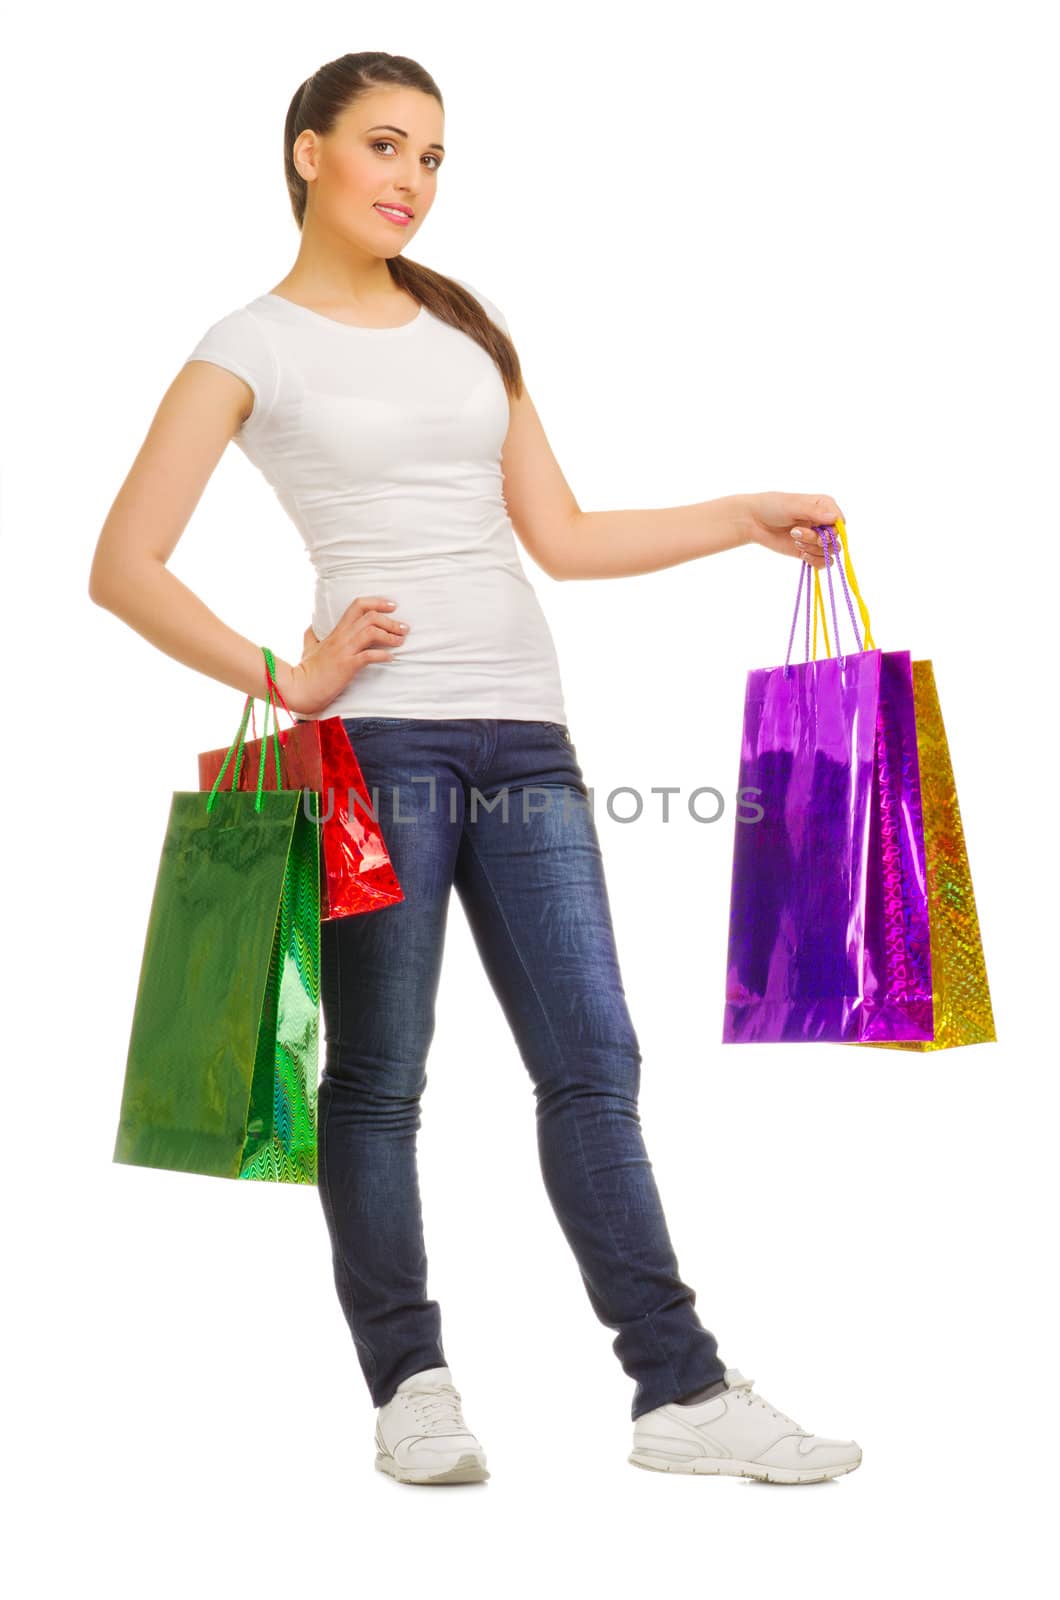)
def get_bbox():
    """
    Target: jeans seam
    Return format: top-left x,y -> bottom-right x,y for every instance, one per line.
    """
458,815 -> 685,1403
318,1085 -> 369,1387
319,932 -> 378,1392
